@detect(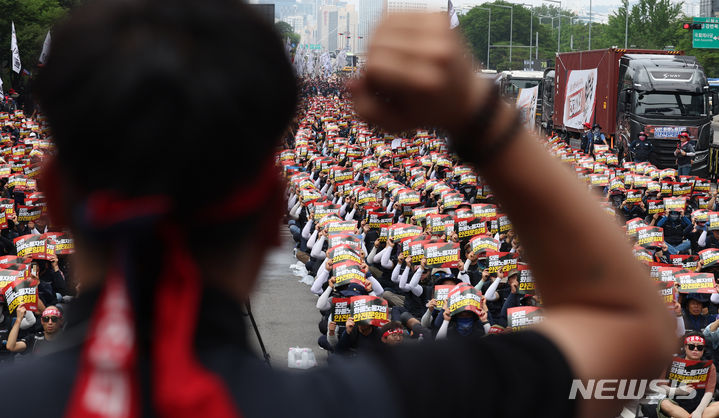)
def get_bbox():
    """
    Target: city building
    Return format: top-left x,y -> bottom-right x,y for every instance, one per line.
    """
385,0 -> 430,13
358,0 -> 384,53
319,4 -> 339,51
337,3 -> 359,52
284,15 -> 305,34
699,0 -> 719,16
